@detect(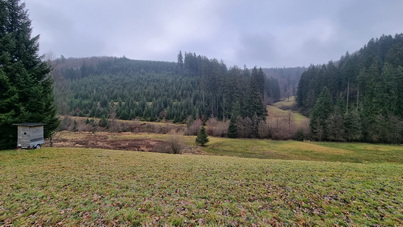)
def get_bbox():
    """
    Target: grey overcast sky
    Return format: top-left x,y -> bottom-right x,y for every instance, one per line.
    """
24,0 -> 403,68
